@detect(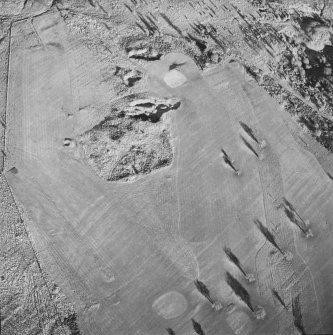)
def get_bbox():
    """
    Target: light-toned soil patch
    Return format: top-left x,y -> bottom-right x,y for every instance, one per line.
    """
152,291 -> 188,319
164,69 -> 187,88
